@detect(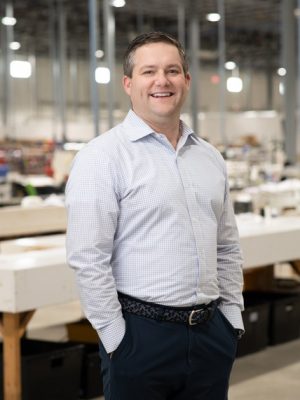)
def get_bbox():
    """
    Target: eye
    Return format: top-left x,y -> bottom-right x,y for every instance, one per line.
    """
168,69 -> 179,75
142,70 -> 154,75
